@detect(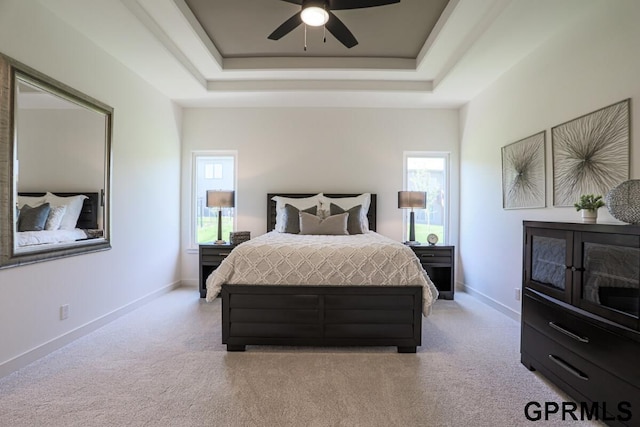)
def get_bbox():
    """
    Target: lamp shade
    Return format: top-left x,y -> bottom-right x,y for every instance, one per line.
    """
207,190 -> 235,208
398,191 -> 426,209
